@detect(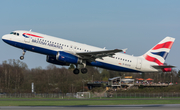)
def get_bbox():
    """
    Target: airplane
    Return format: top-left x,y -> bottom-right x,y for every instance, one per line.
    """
2,30 -> 175,74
